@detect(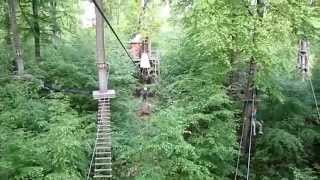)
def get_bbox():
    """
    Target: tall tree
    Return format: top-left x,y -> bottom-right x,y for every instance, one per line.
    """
3,2 -> 11,46
50,0 -> 59,48
8,0 -> 24,75
32,0 -> 41,61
